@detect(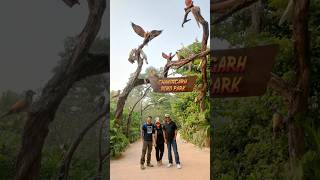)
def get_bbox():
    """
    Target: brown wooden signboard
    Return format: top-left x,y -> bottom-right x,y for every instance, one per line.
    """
149,76 -> 197,93
210,44 -> 279,98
